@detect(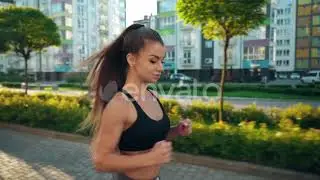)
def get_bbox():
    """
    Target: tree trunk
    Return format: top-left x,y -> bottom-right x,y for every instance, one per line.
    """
24,57 -> 28,95
219,38 -> 229,123
39,49 -> 44,82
